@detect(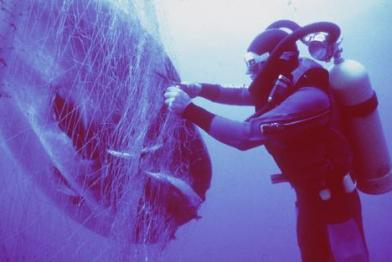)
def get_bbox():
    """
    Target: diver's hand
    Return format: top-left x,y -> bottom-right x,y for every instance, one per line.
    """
179,82 -> 202,98
164,85 -> 192,114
